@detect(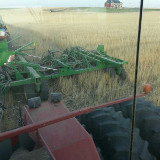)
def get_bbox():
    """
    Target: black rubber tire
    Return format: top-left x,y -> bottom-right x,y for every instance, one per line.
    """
0,134 -> 35,160
40,80 -> 49,101
24,84 -> 37,102
19,133 -> 35,151
0,139 -> 12,160
80,107 -> 156,160
28,97 -> 41,108
112,98 -> 160,159
50,92 -> 62,103
105,68 -> 116,79
119,67 -> 127,80
112,97 -> 154,118
96,147 -> 104,160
